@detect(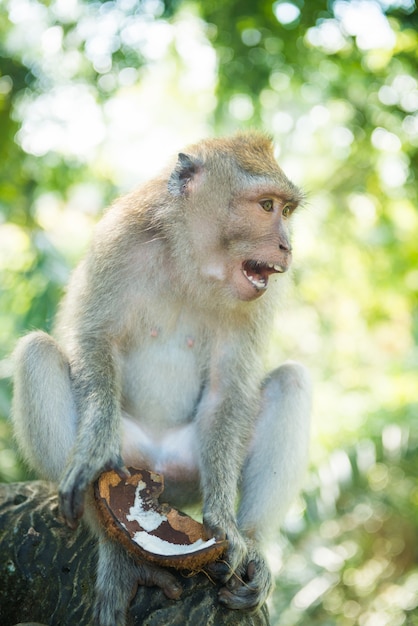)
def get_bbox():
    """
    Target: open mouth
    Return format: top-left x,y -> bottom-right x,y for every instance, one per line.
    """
242,260 -> 285,291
